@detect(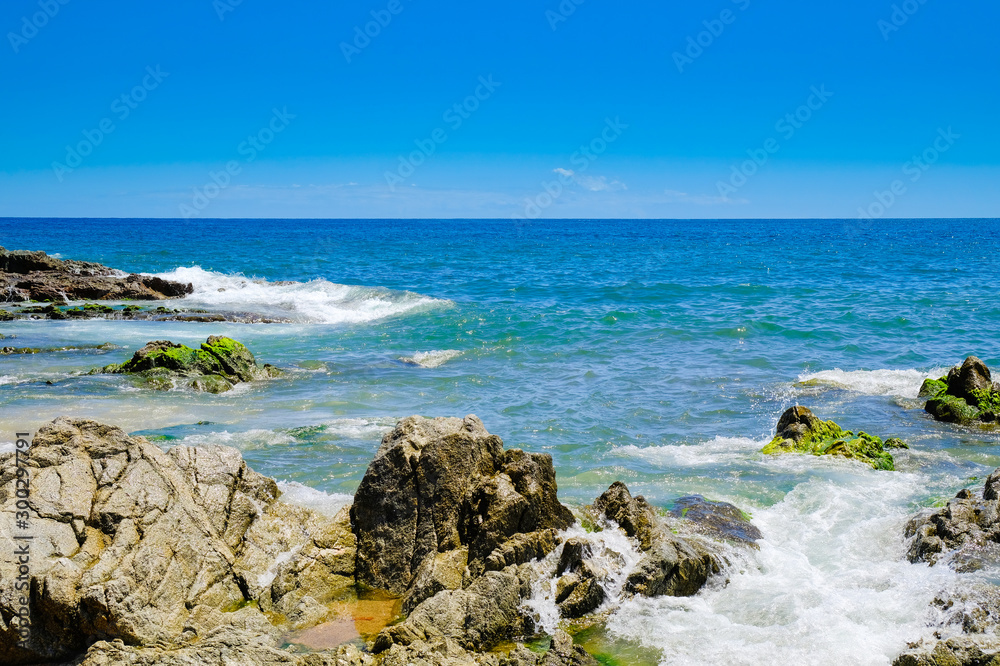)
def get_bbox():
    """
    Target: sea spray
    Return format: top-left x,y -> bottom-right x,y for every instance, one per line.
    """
149,266 -> 449,324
